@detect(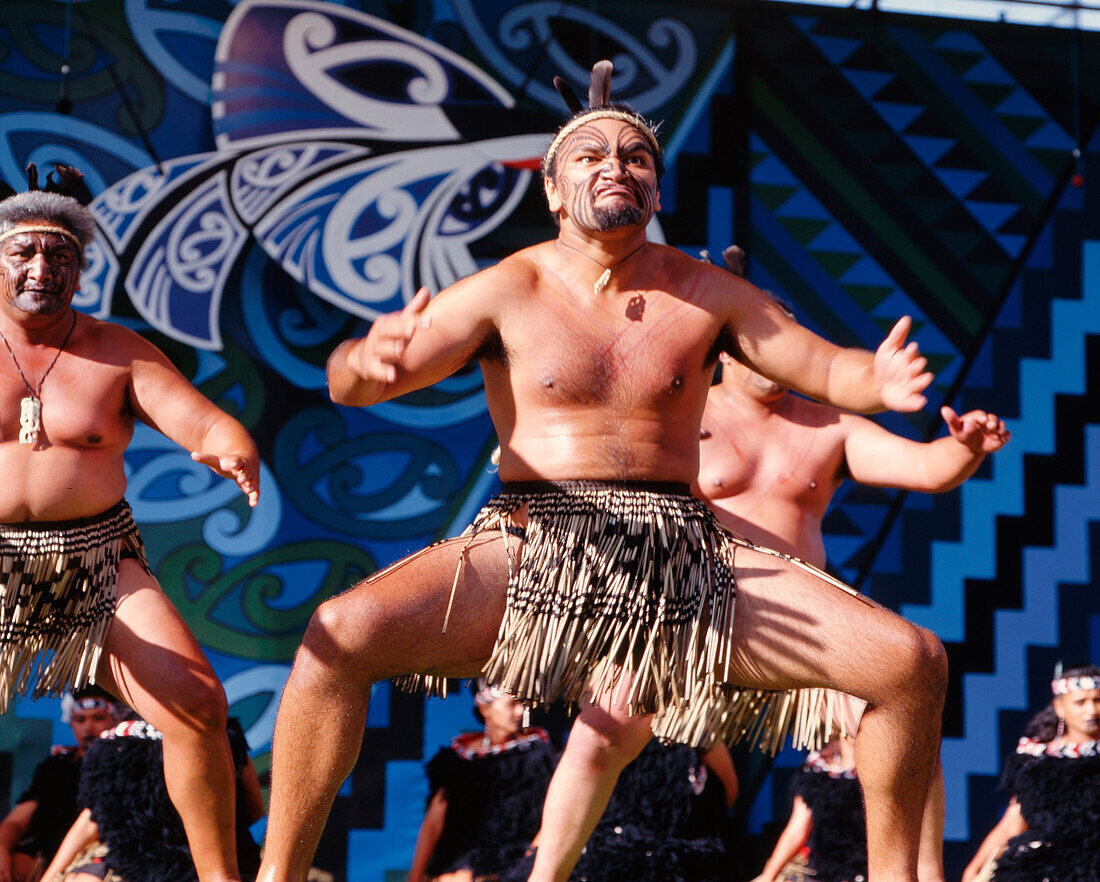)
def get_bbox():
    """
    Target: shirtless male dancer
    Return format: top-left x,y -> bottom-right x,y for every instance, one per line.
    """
259,63 -> 947,882
700,248 -> 1010,882
698,252 -> 1009,565
0,171 -> 259,882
